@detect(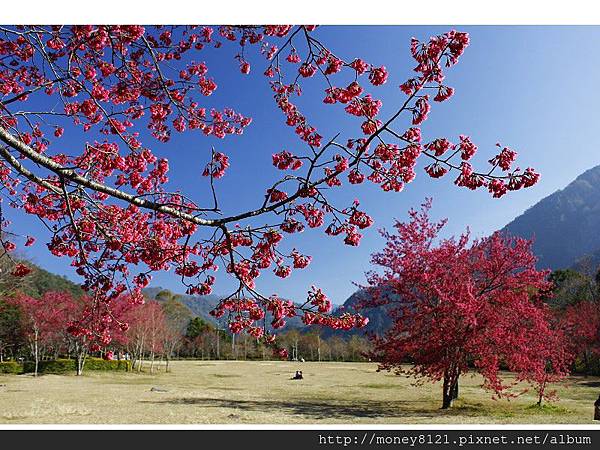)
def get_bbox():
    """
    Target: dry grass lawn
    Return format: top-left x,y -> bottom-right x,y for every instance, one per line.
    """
0,360 -> 599,424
